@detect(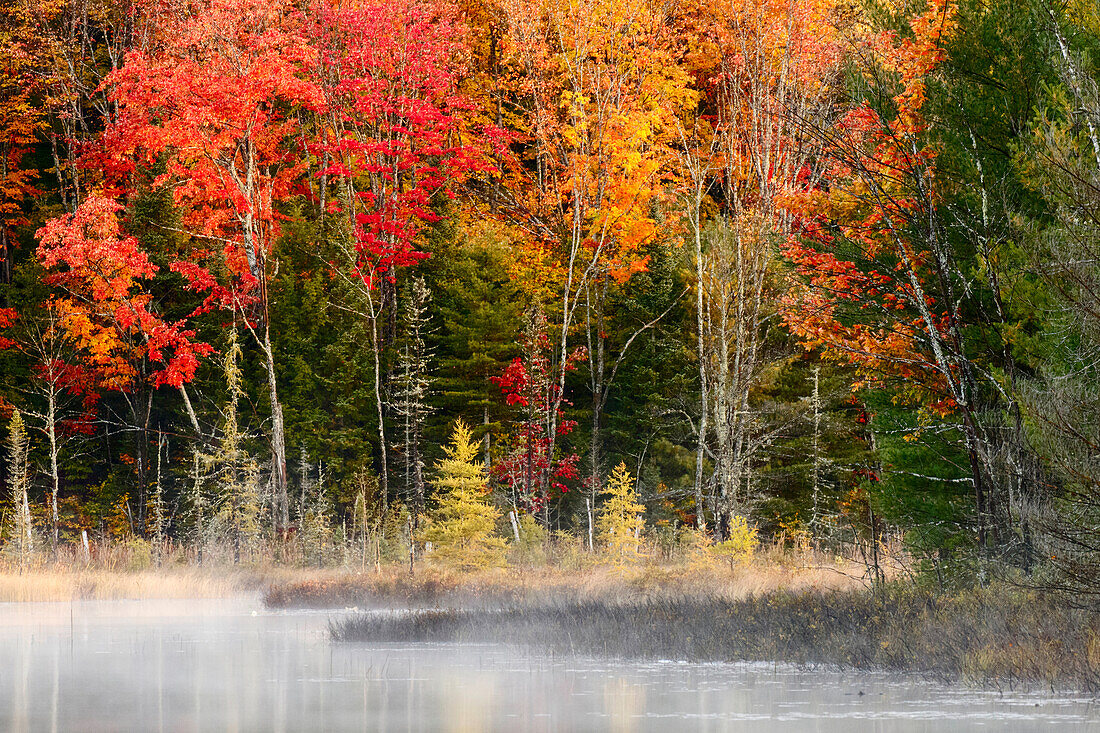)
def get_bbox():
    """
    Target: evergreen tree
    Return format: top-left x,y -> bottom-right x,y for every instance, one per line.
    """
596,462 -> 646,566
6,409 -> 34,565
202,329 -> 262,563
426,232 -> 523,466
392,277 -> 434,523
1012,2 -> 1100,590
421,420 -> 506,570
